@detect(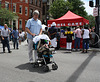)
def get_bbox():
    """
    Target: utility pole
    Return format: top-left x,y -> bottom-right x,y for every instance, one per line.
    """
95,0 -> 100,48
95,0 -> 99,35
89,0 -> 100,47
